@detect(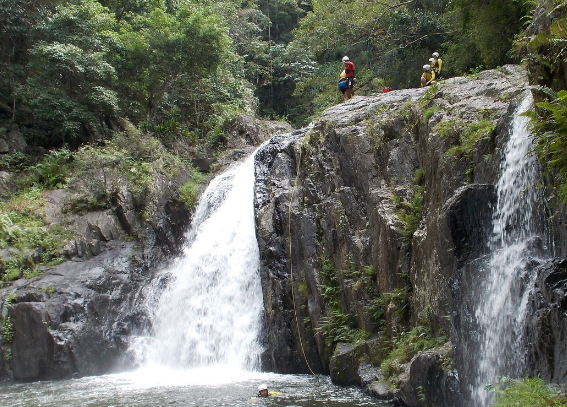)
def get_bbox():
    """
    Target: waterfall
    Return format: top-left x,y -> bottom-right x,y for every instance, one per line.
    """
132,153 -> 264,372
471,92 -> 549,406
